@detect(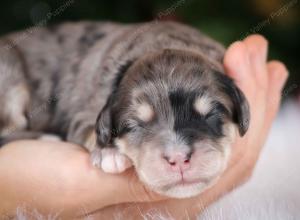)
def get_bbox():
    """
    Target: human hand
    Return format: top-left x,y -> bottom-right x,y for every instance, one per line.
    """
0,140 -> 165,218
